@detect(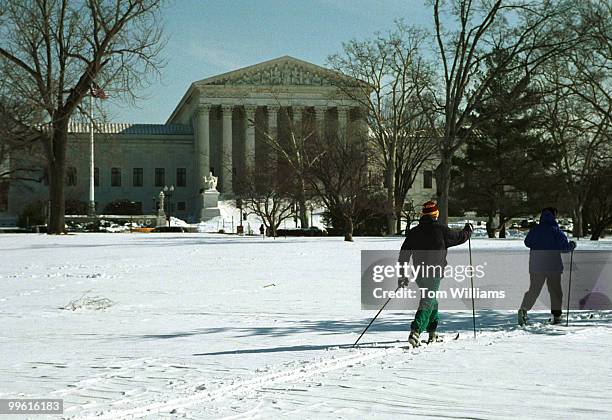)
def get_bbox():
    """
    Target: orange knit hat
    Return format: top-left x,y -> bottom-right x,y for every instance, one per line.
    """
422,200 -> 439,218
